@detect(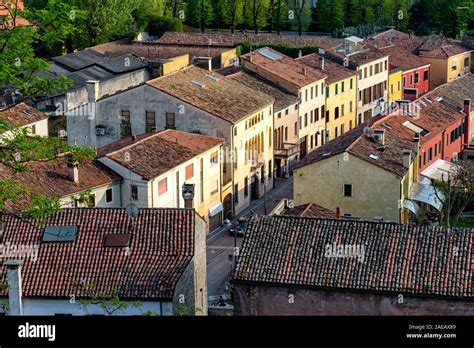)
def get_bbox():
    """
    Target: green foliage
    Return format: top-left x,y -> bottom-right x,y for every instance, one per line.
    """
186,0 -> 214,30
288,0 -> 312,34
22,194 -> 61,225
175,303 -> 191,316
147,15 -> 184,36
